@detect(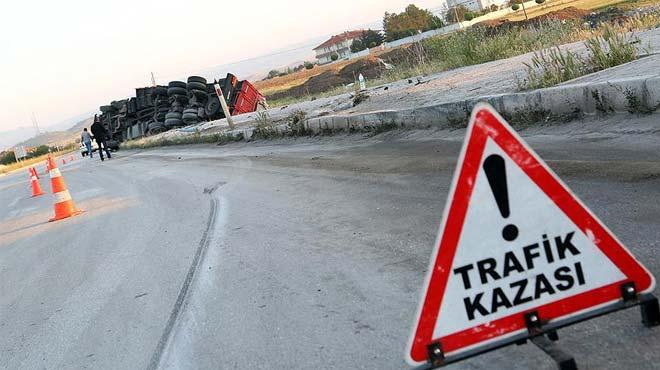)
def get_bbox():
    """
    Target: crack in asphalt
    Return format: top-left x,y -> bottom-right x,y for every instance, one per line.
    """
146,193 -> 218,370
